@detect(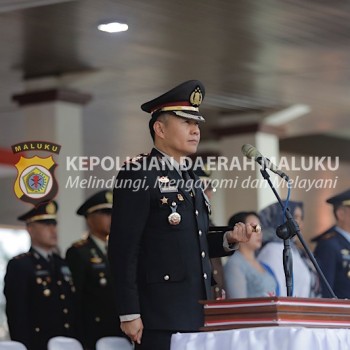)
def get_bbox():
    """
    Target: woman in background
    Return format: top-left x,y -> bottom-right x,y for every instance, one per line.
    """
257,201 -> 321,297
223,211 -> 279,298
